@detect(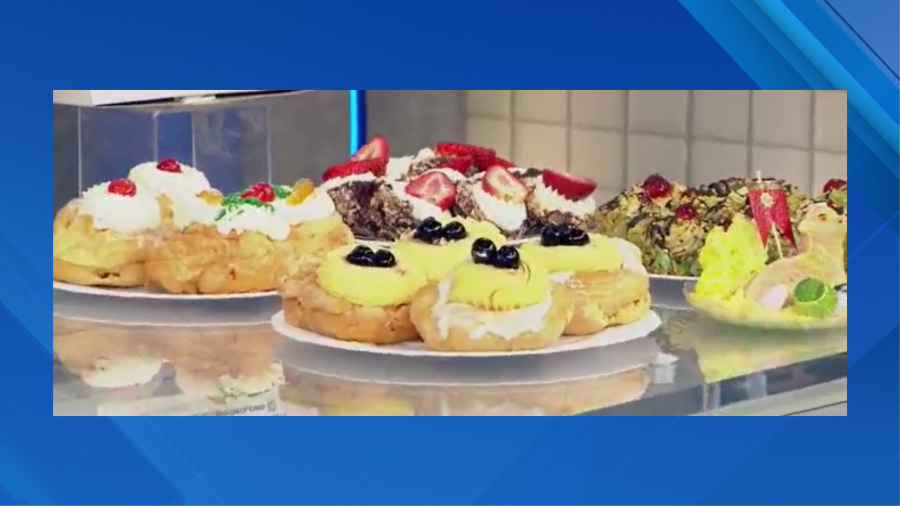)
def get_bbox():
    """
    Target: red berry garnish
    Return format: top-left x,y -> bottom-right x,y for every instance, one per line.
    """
107,179 -> 136,197
242,182 -> 276,203
675,204 -> 697,221
156,158 -> 182,173
823,179 -> 847,193
641,174 -> 672,200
